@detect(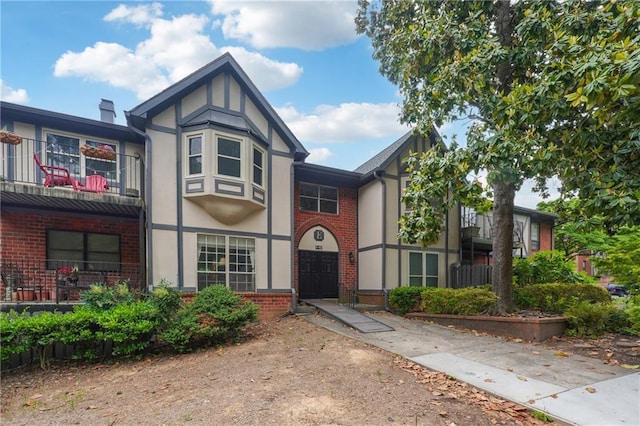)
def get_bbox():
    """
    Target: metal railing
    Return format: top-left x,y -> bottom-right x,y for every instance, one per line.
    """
1,136 -> 144,198
1,257 -> 142,303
